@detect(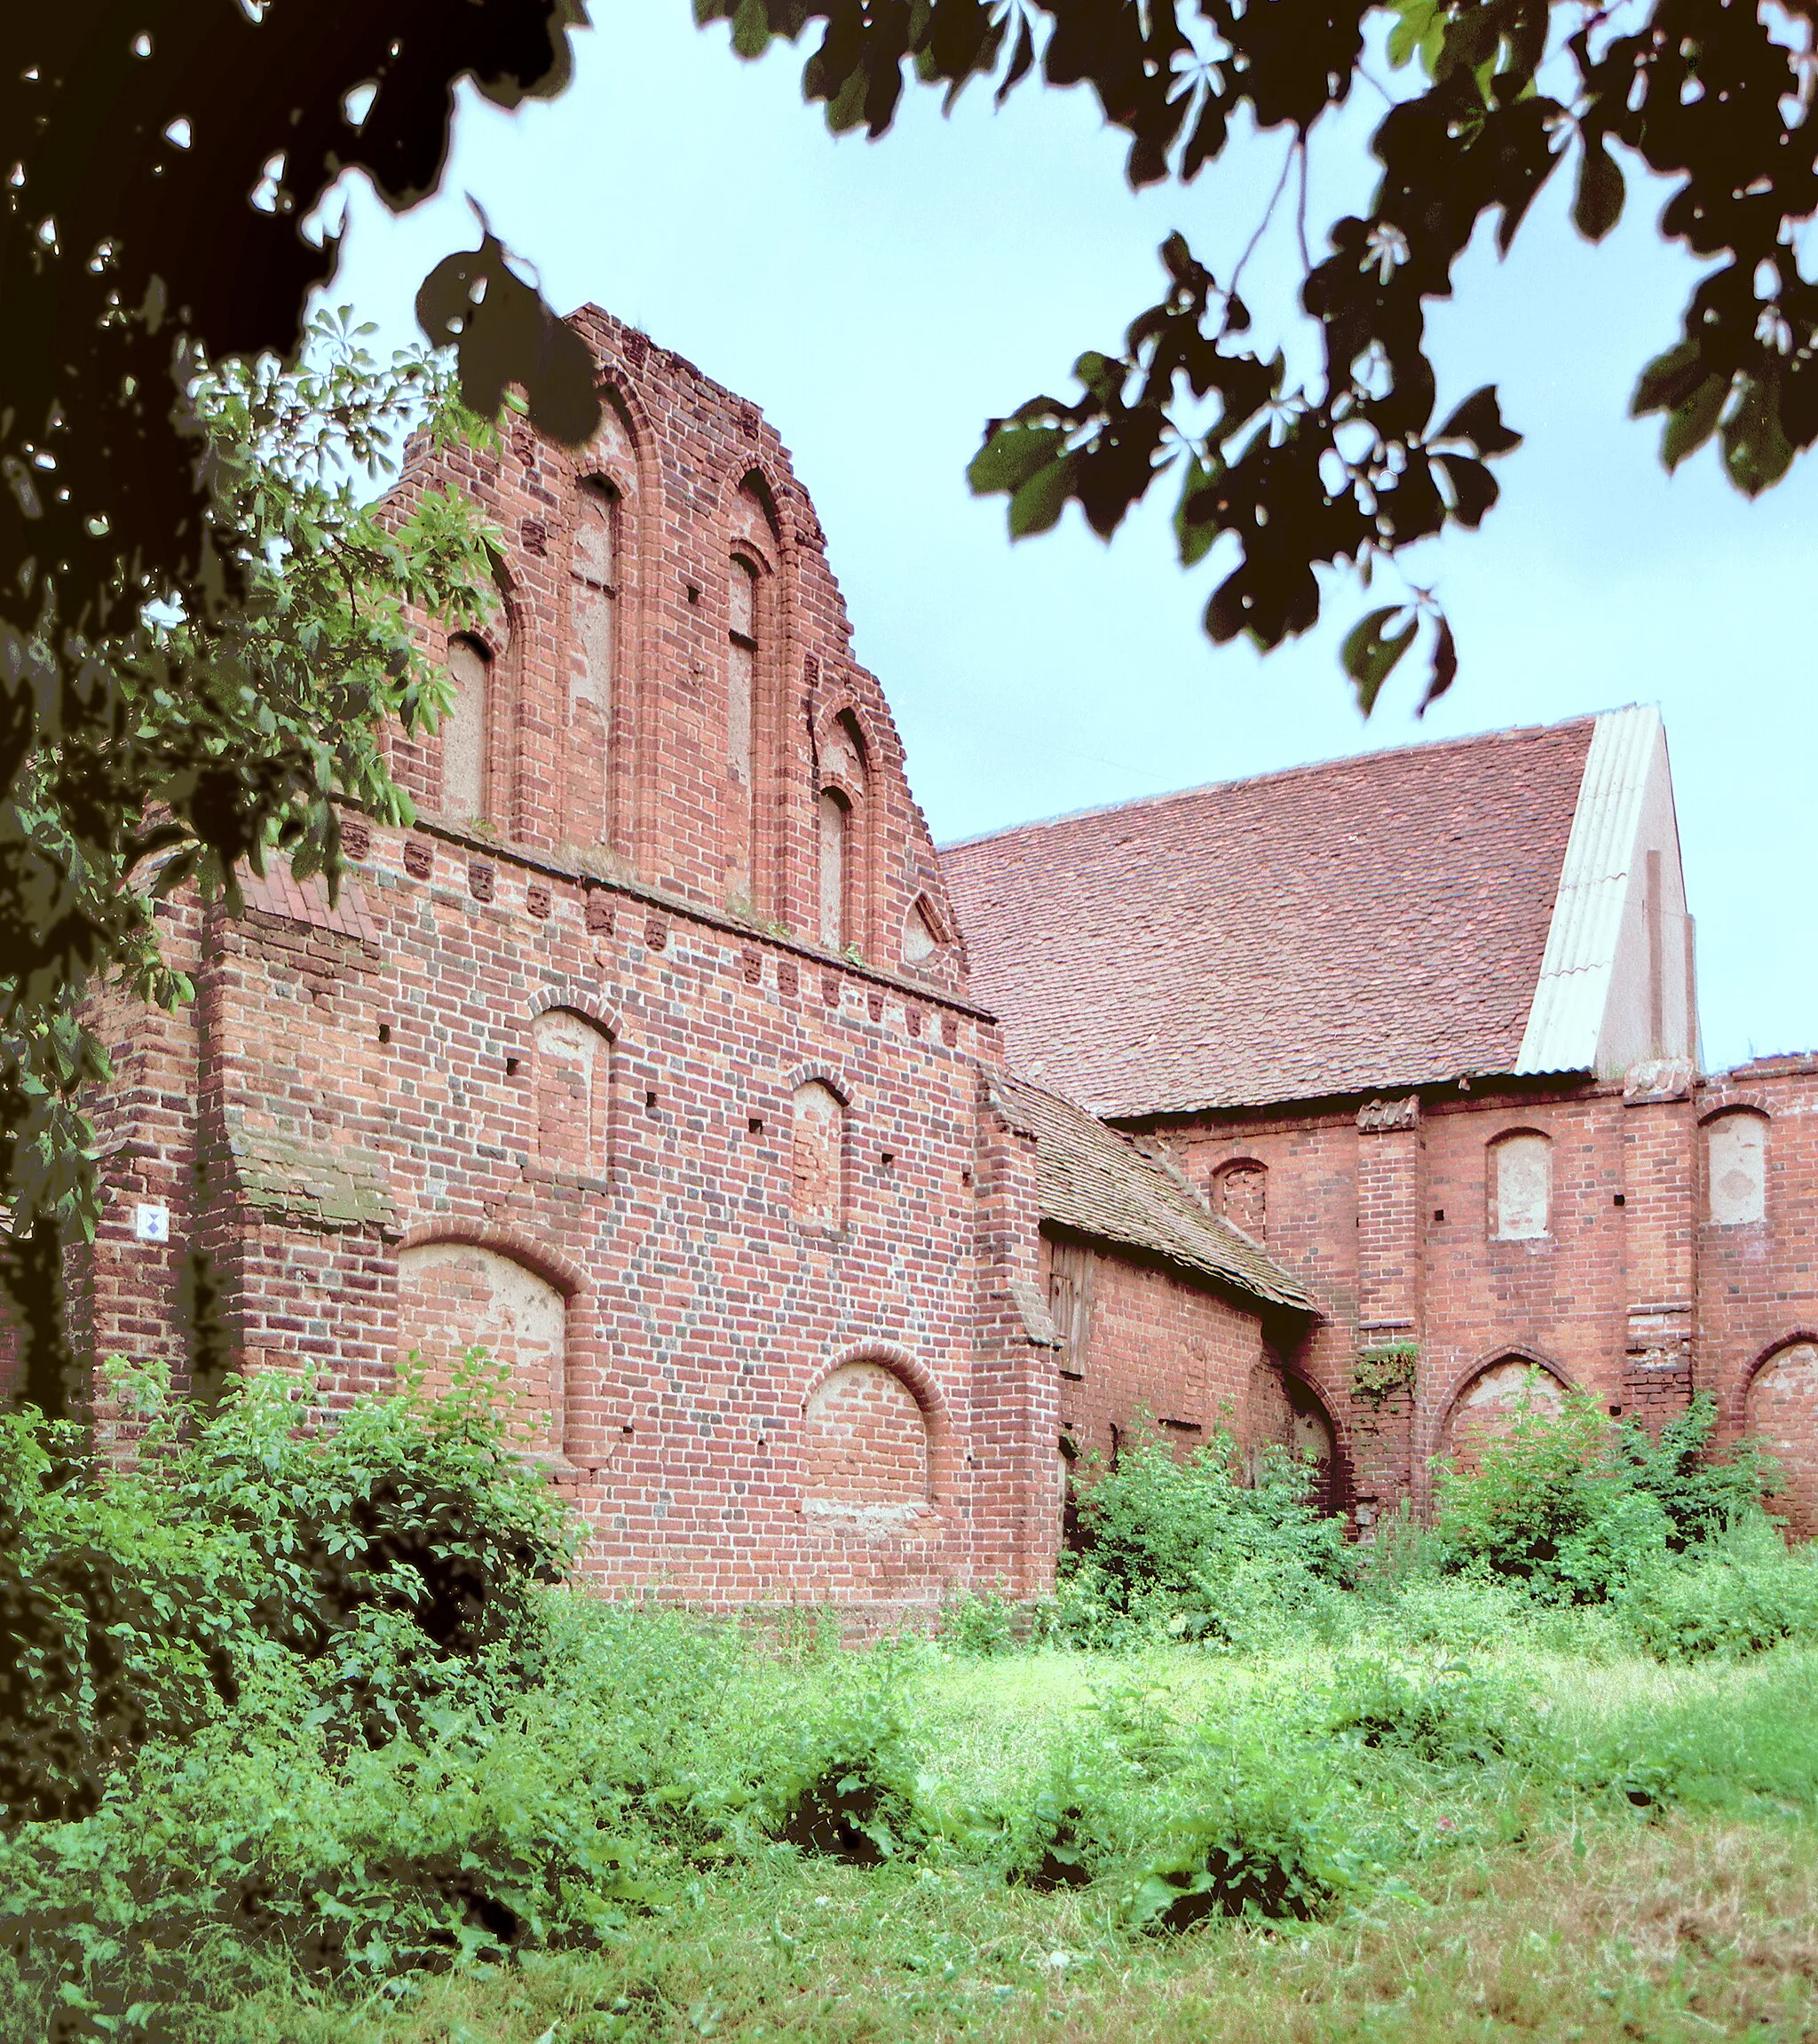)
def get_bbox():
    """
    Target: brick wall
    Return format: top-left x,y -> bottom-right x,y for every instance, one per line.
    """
36,297 -> 1818,1582
68,313 -> 1044,1620
1038,1229 -> 1318,1492
1134,1056 -> 1818,1539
